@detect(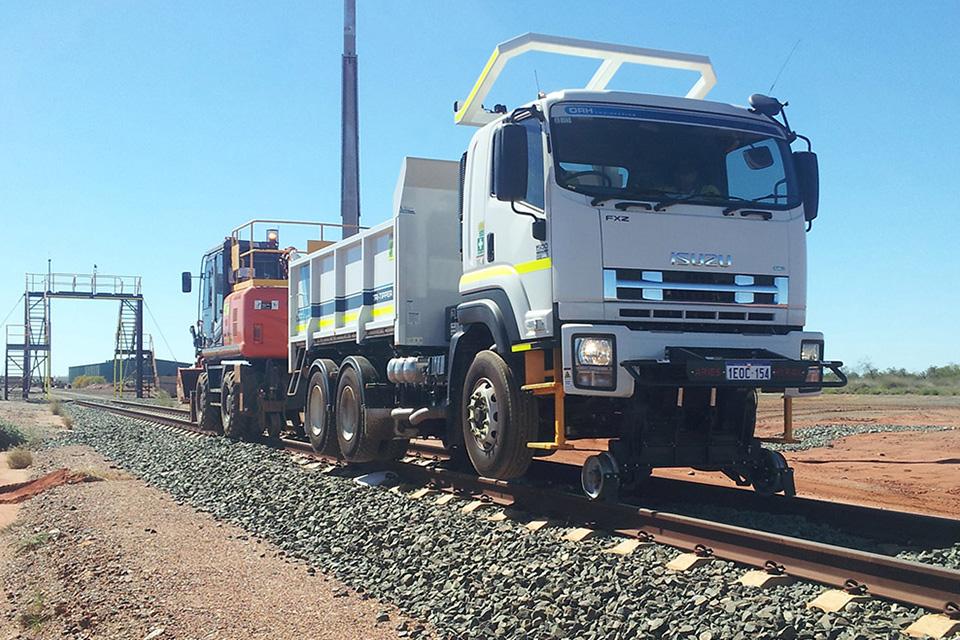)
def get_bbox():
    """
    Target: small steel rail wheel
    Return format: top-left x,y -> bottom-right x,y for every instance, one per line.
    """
461,350 -> 536,480
335,357 -> 384,463
196,372 -> 222,434
305,360 -> 340,456
582,452 -> 621,501
221,370 -> 251,441
265,413 -> 284,441
751,448 -> 789,496
288,410 -> 305,438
